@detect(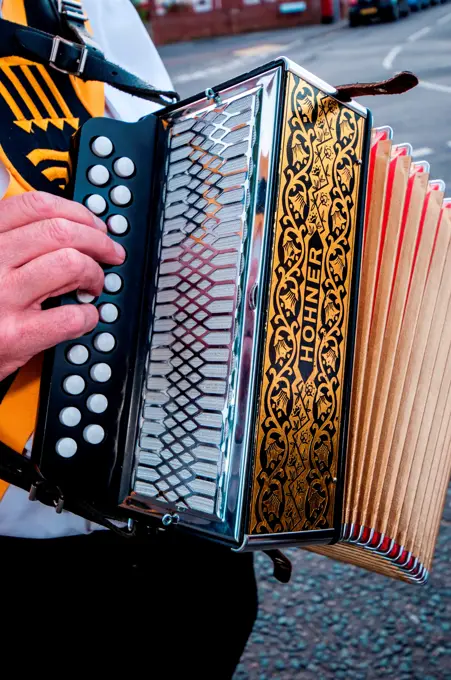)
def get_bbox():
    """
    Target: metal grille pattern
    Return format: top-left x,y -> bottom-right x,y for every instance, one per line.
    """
133,91 -> 259,517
